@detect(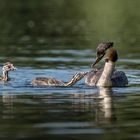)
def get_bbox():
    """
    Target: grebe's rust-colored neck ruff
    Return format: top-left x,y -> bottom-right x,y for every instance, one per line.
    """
85,42 -> 128,87
0,62 -> 16,81
32,72 -> 87,87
